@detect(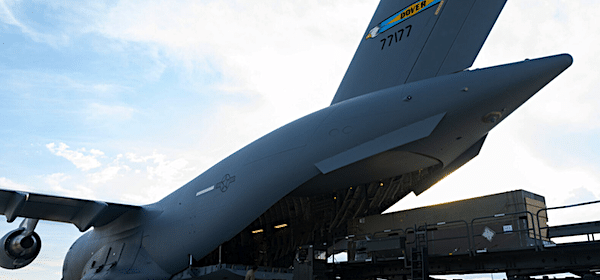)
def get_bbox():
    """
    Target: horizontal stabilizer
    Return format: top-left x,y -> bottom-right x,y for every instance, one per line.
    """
315,112 -> 446,174
412,135 -> 486,196
0,189 -> 141,232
